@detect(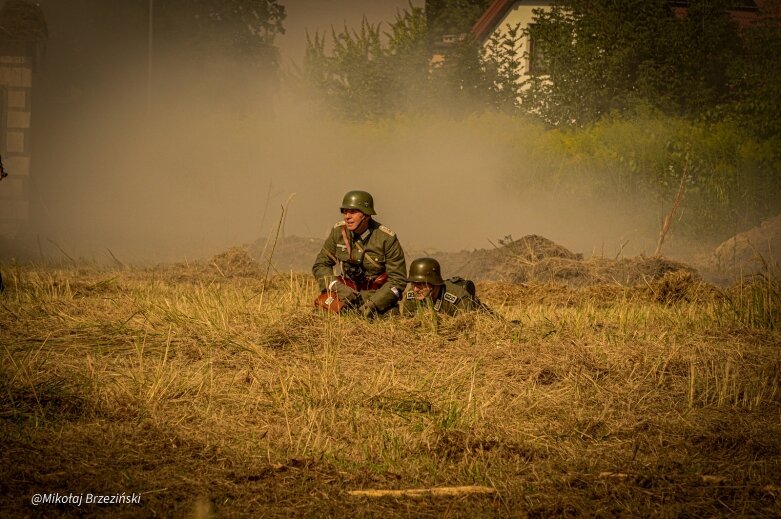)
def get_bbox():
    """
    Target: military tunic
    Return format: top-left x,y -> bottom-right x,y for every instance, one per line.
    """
401,278 -> 478,317
312,218 -> 407,313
